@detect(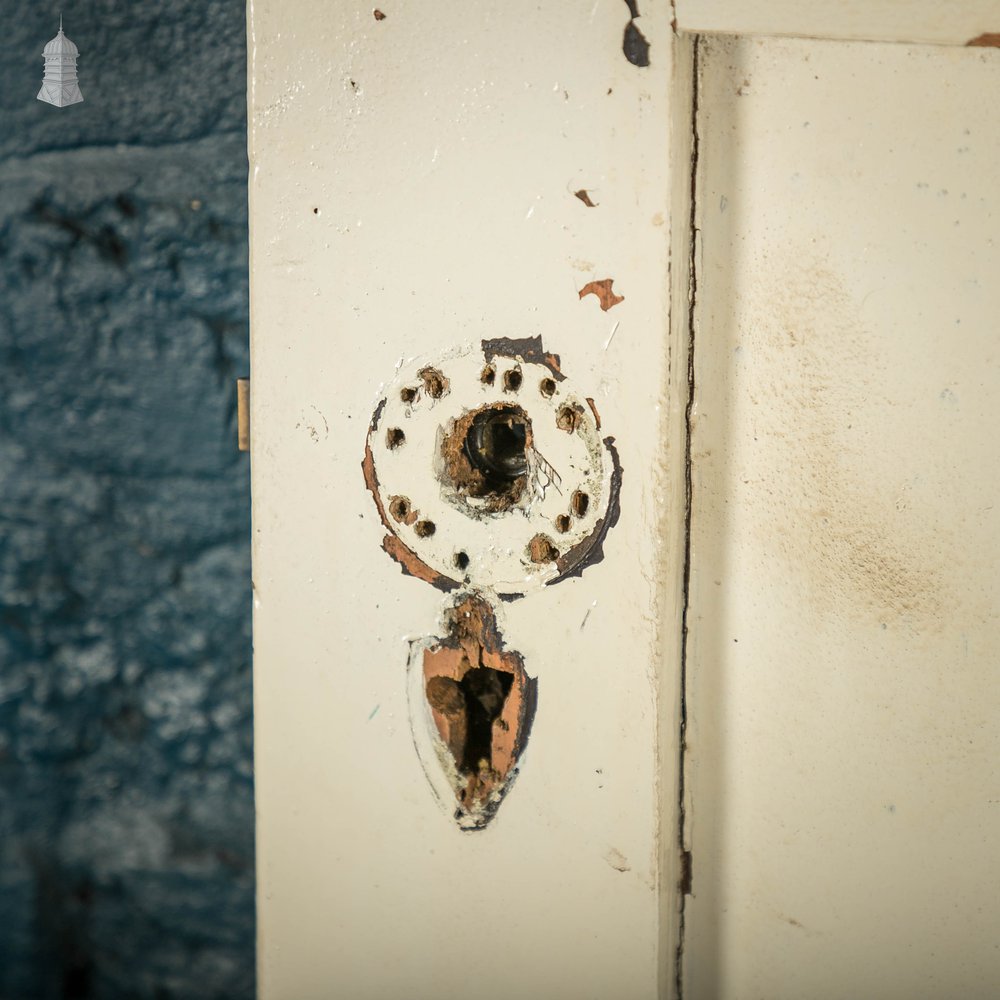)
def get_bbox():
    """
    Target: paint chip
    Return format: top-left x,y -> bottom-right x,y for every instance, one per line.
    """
373,8 -> 386,20
585,397 -> 602,429
605,848 -> 631,873
622,1 -> 650,67
623,21 -> 650,66
967,33 -> 1000,46
574,189 -> 598,208
578,278 -> 624,311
